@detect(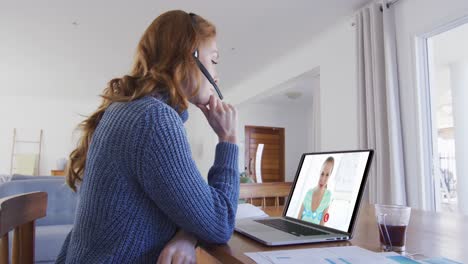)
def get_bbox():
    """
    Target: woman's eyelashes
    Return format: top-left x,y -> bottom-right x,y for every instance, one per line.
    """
211,59 -> 218,65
